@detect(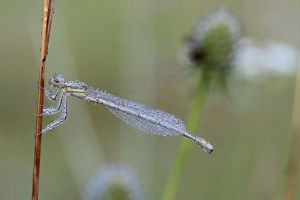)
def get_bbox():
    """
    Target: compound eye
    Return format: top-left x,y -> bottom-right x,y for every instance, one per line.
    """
53,79 -> 60,83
